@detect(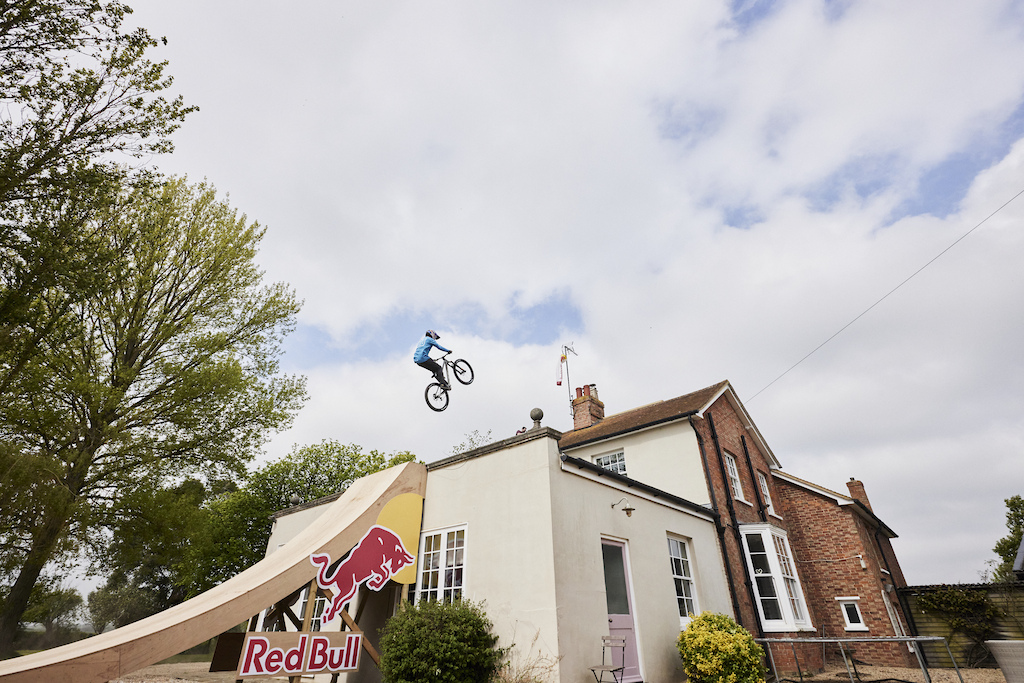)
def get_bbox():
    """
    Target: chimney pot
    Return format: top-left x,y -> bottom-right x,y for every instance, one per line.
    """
571,384 -> 605,430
